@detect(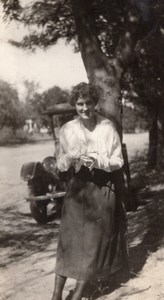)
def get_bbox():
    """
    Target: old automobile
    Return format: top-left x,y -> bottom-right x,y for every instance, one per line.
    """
20,103 -> 76,224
